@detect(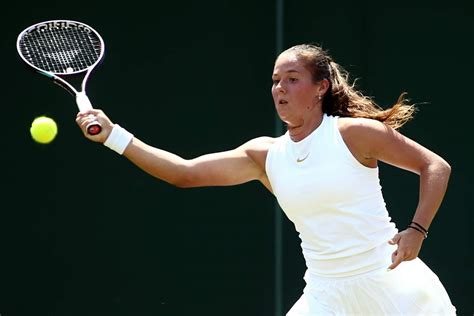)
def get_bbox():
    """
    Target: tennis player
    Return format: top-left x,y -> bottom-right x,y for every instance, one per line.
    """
76,44 -> 456,315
